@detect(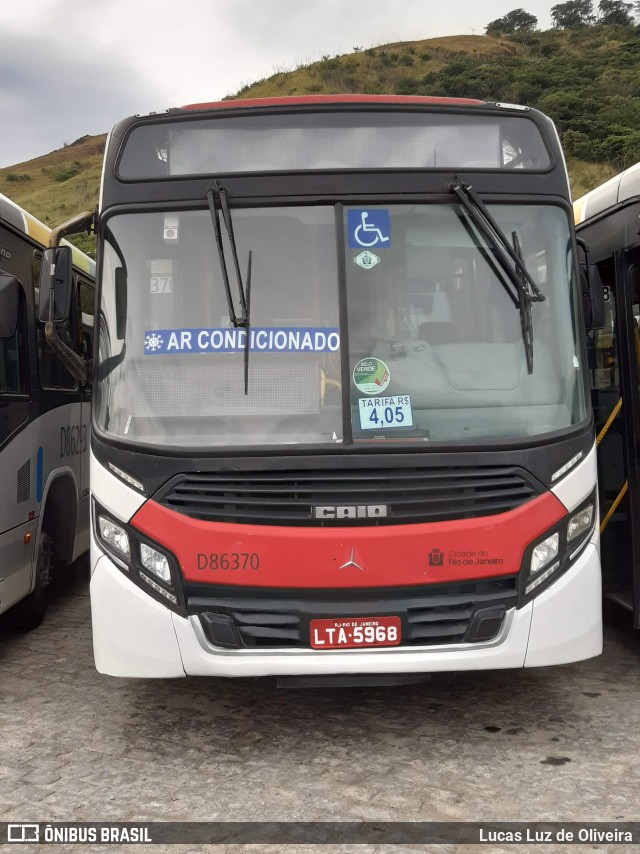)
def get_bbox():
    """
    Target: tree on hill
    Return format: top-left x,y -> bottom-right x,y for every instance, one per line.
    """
485,8 -> 538,35
551,0 -> 595,26
598,0 -> 634,23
